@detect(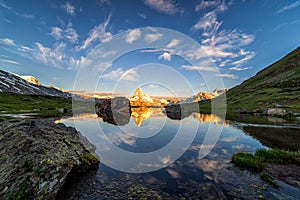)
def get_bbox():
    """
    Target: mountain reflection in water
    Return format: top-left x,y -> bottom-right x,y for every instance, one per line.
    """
56,109 -> 300,199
